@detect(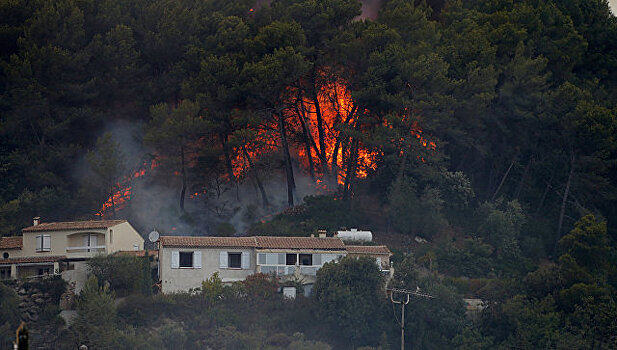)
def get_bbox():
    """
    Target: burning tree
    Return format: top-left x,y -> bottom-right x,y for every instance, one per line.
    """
87,133 -> 127,218
145,100 -> 209,211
